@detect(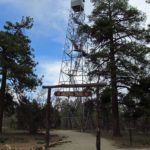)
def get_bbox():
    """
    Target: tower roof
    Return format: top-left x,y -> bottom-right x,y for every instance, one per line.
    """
71,0 -> 84,12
